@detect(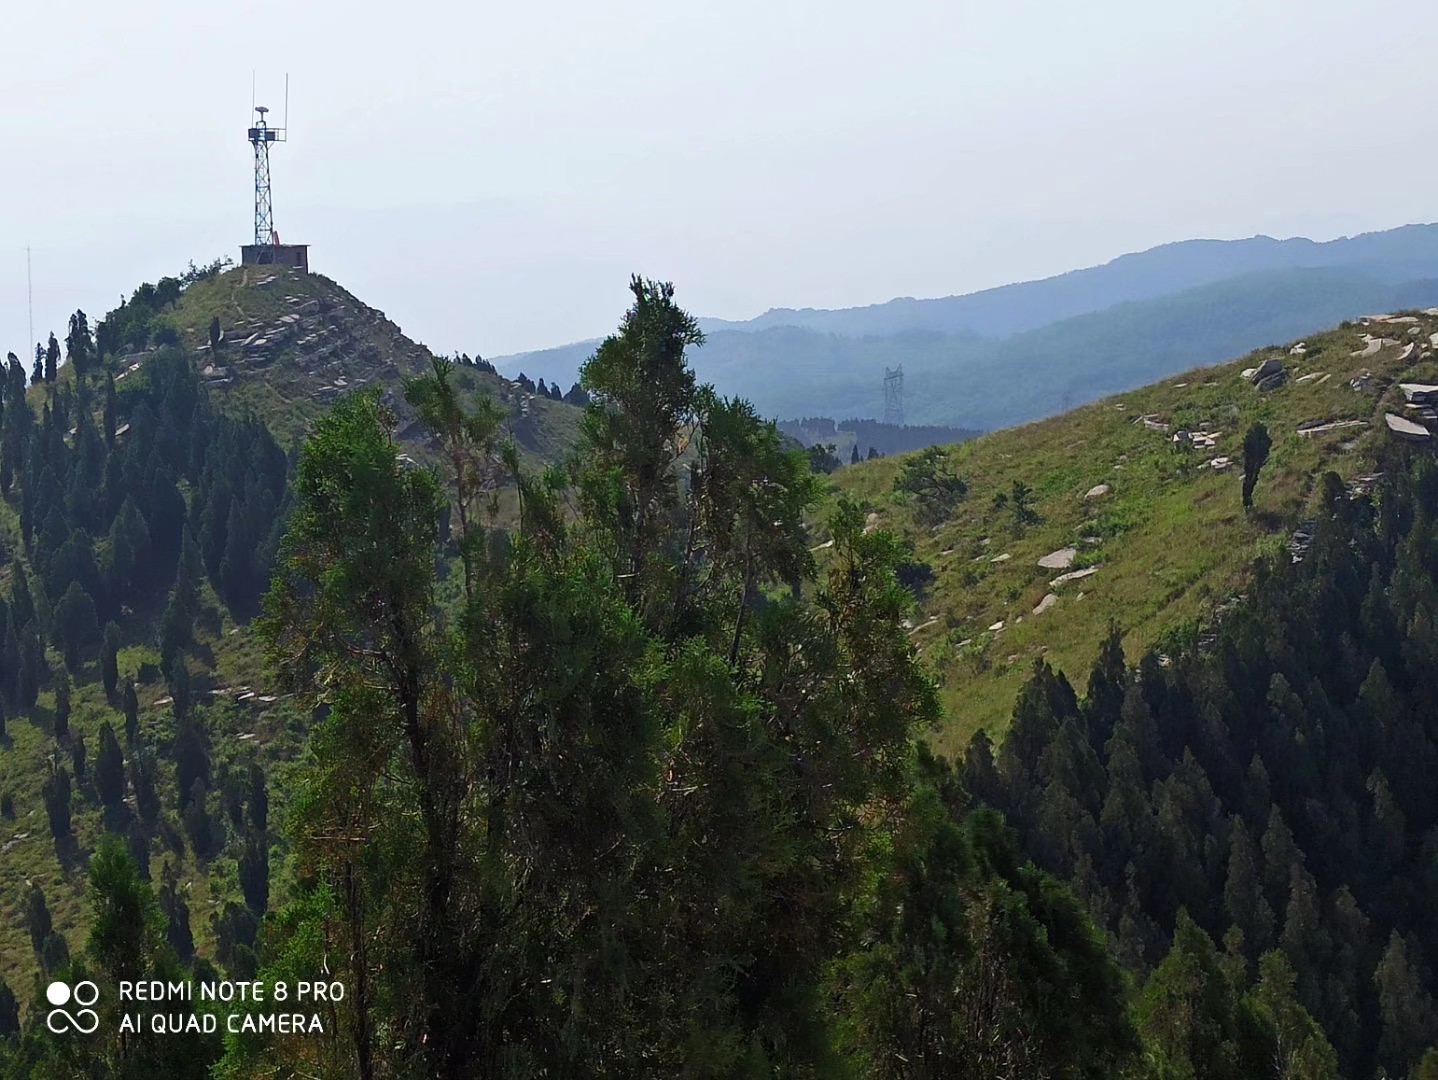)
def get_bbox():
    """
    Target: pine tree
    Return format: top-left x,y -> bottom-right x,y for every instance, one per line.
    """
65,311 -> 91,379
95,720 -> 125,809
101,620 -> 121,696
1084,620 -> 1128,751
1242,421 -> 1272,509
24,882 -> 53,957
129,748 -> 160,820
103,370 -> 117,444
0,977 -> 18,1040
1253,950 -> 1339,1080
1414,1049 -> 1438,1080
41,763 -> 72,838
53,579 -> 100,670
128,820 -> 151,881
247,761 -> 268,834
183,777 -> 212,857
158,863 -> 194,964
1375,932 -> 1438,1079
238,830 -> 269,915
118,680 -> 141,750
1137,910 -> 1271,1079
213,901 -> 258,979
1262,805 -> 1302,916
85,836 -> 213,1075
71,729 -> 87,784
53,666 -> 72,740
